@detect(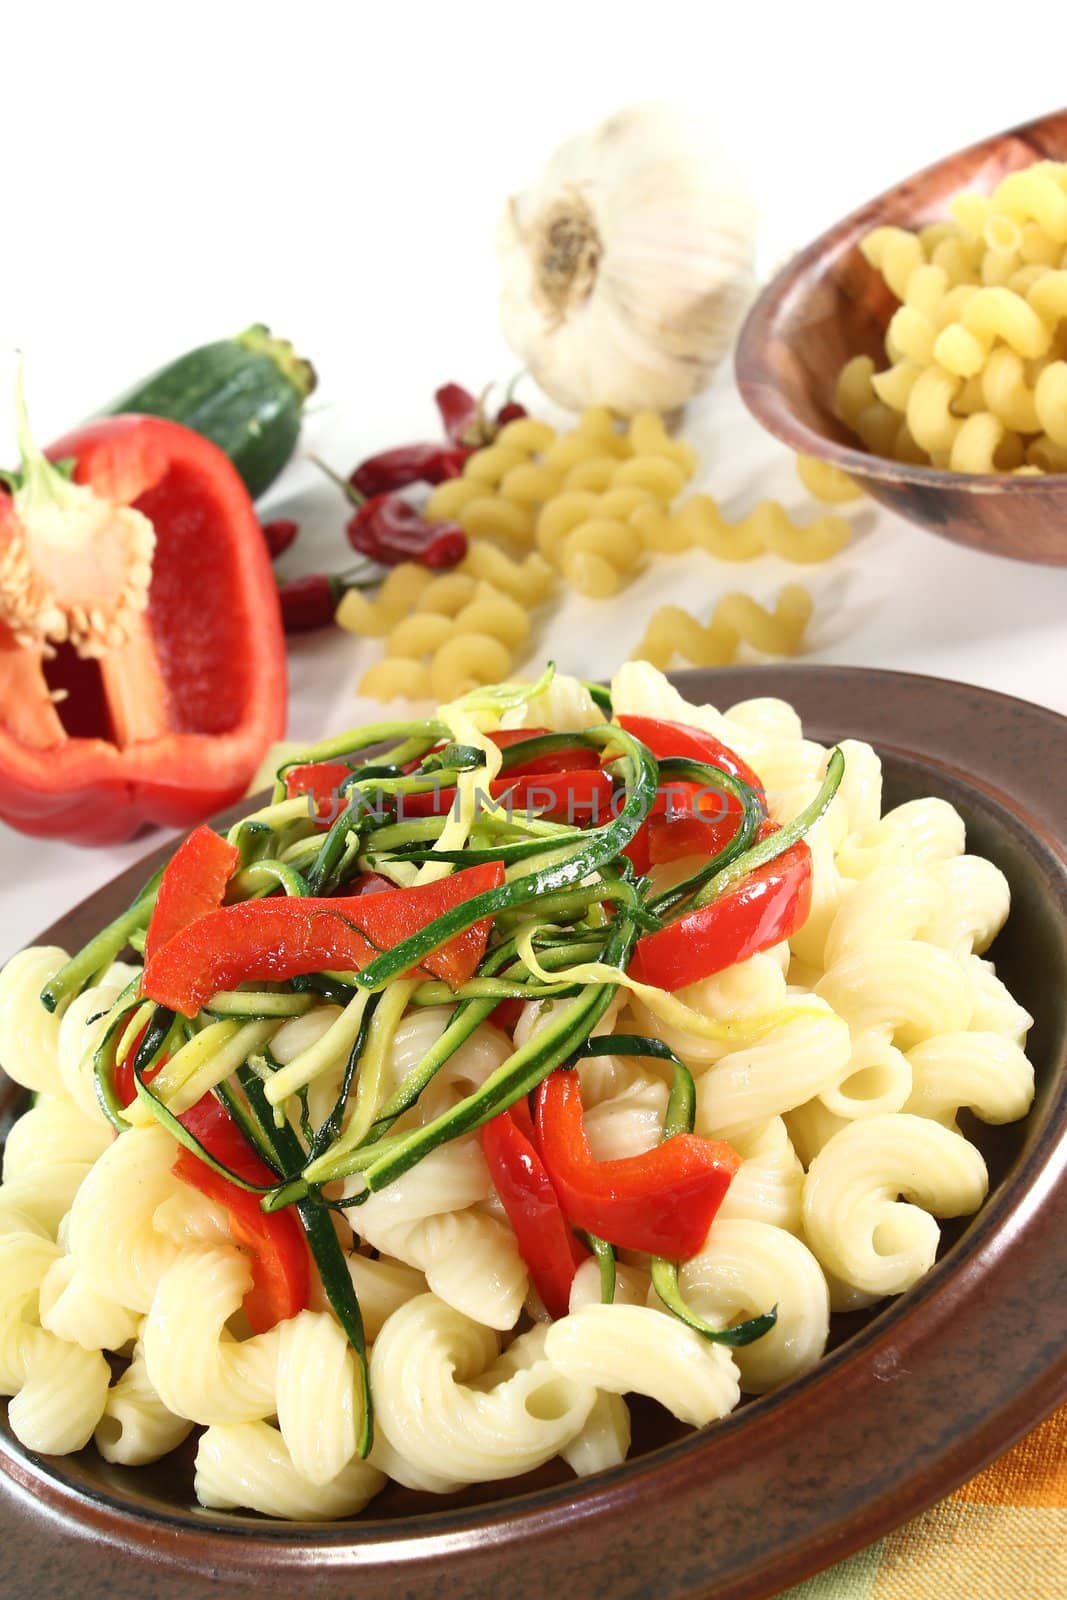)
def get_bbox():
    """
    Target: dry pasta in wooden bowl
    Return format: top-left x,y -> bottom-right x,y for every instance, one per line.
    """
736,107 -> 1067,563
